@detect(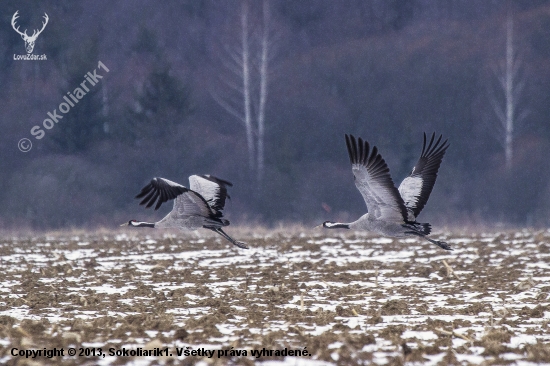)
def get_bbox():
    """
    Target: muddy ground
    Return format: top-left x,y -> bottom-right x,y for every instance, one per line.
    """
0,229 -> 549,365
